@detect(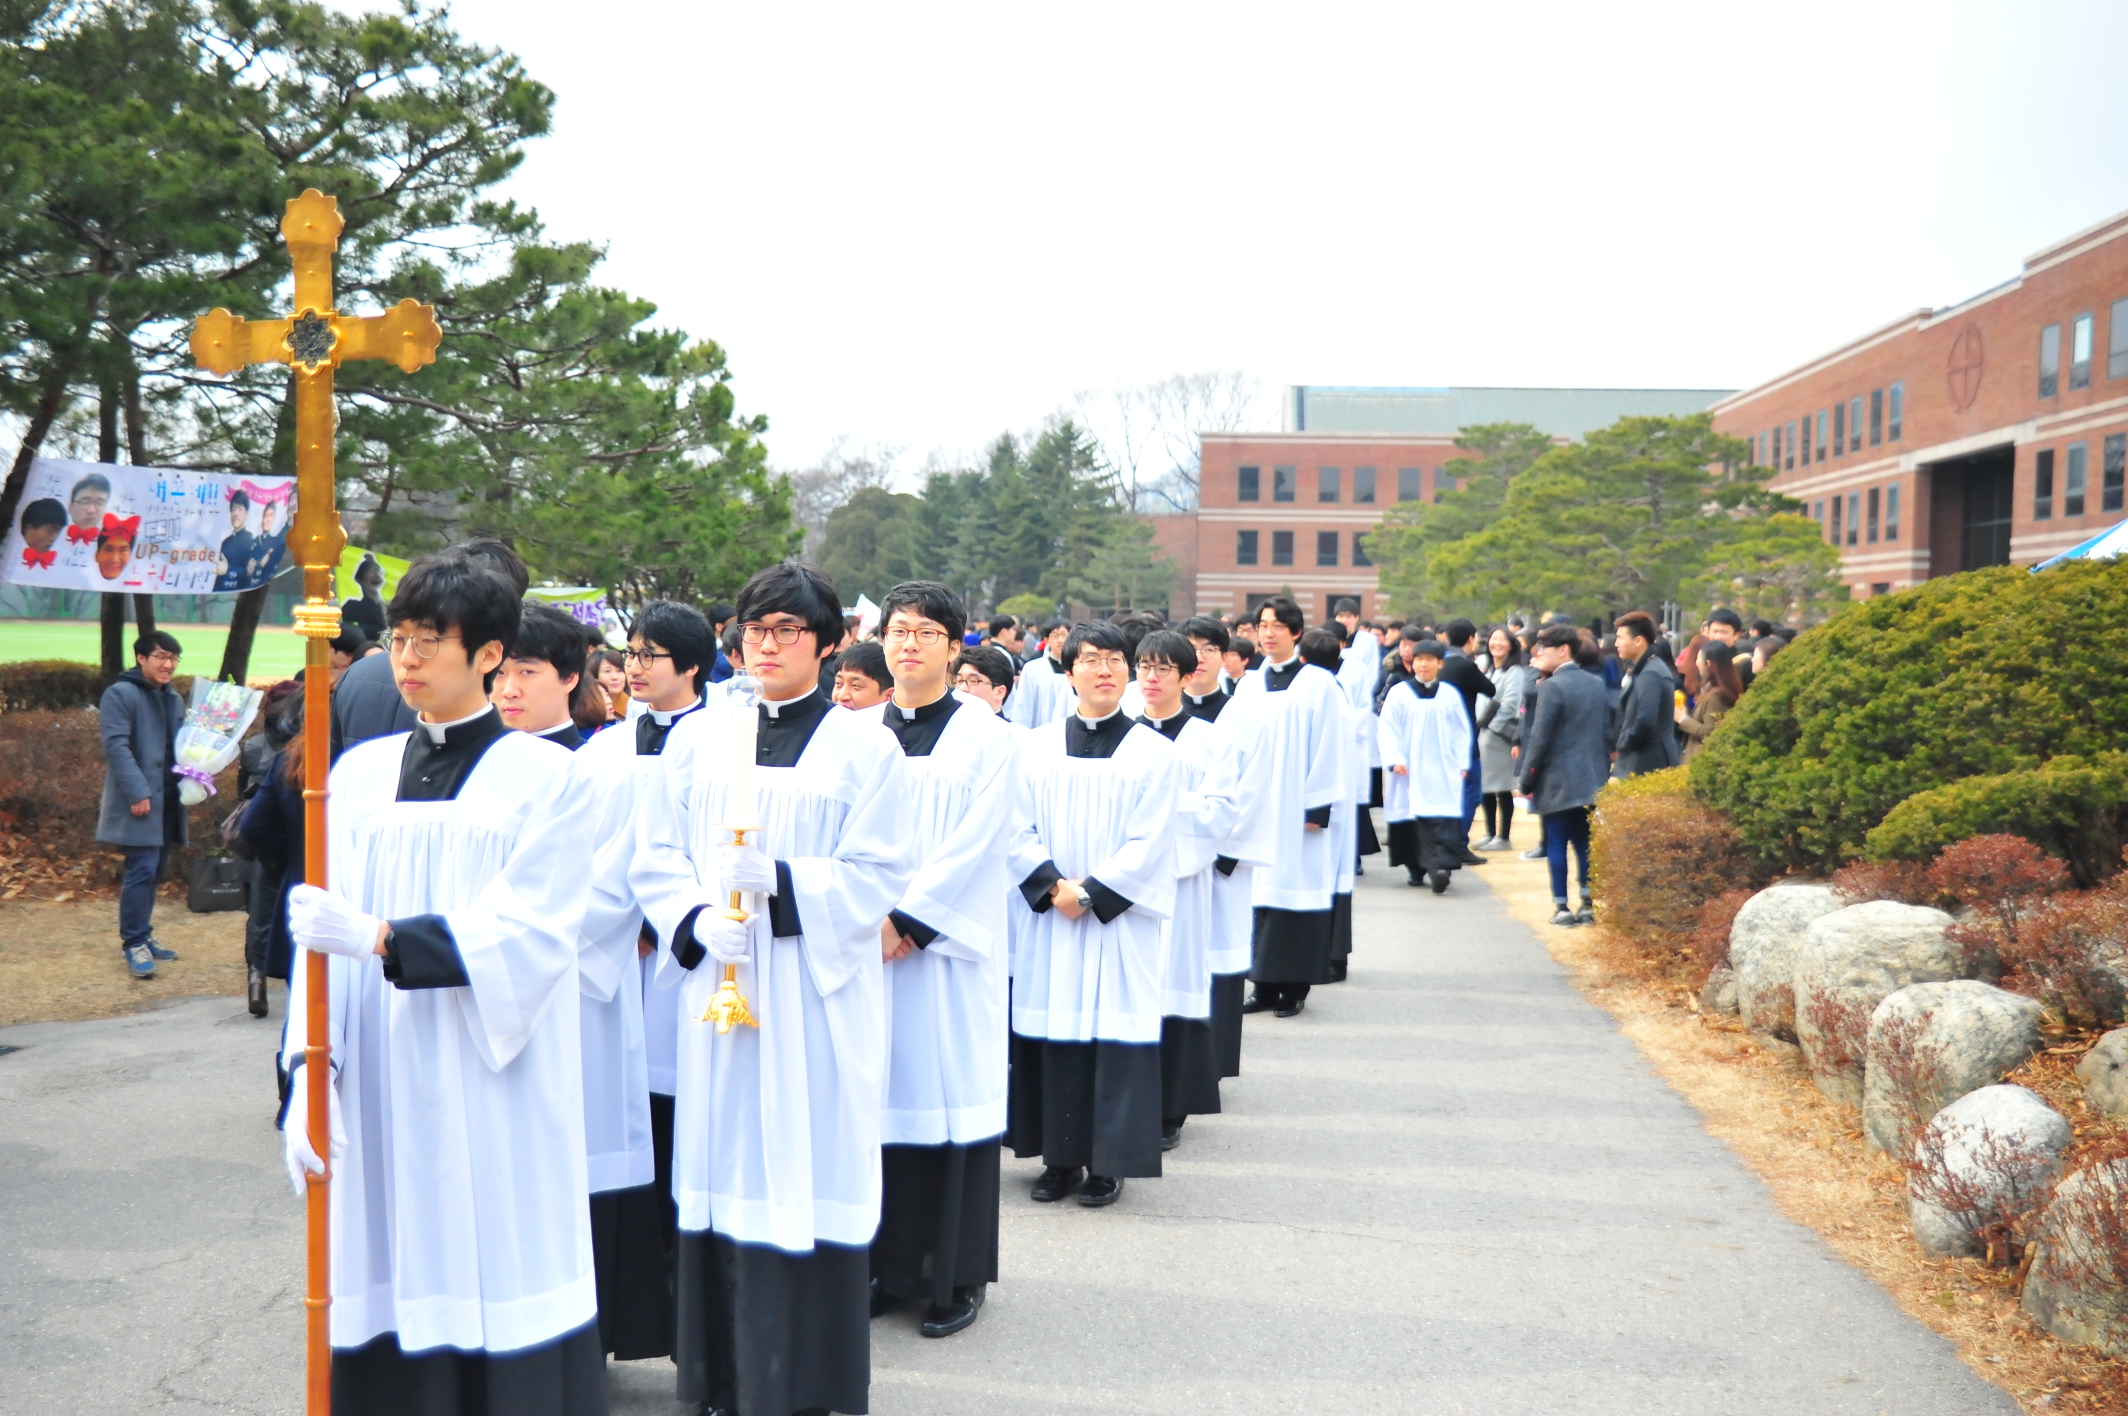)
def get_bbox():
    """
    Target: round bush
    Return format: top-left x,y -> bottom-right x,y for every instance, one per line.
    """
1867,754 -> 2128,886
1689,559 -> 2128,874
